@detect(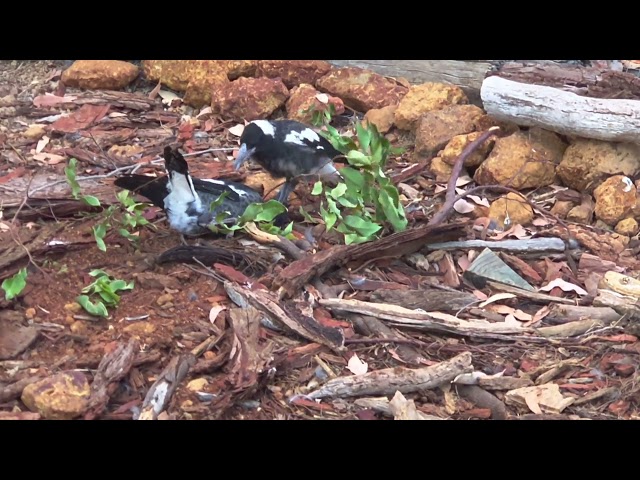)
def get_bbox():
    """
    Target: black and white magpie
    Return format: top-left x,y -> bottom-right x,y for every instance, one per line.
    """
233,119 -> 342,205
114,146 -> 263,236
